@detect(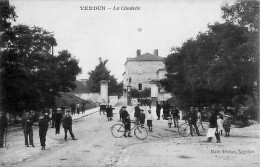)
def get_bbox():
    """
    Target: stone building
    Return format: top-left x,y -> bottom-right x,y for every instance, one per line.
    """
123,49 -> 167,96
